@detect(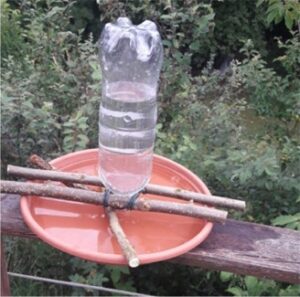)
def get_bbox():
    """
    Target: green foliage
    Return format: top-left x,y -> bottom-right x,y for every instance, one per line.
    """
1,1 -> 101,172
105,266 -> 136,292
227,276 -> 277,296
279,285 -> 300,296
68,258 -> 109,296
62,111 -> 89,153
213,0 -> 268,57
4,238 -> 73,296
95,0 -> 216,72
132,264 -> 227,296
238,36 -> 300,119
275,32 -> 300,75
1,0 -> 26,62
220,272 -> 300,296
257,0 -> 300,30
272,212 -> 300,230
